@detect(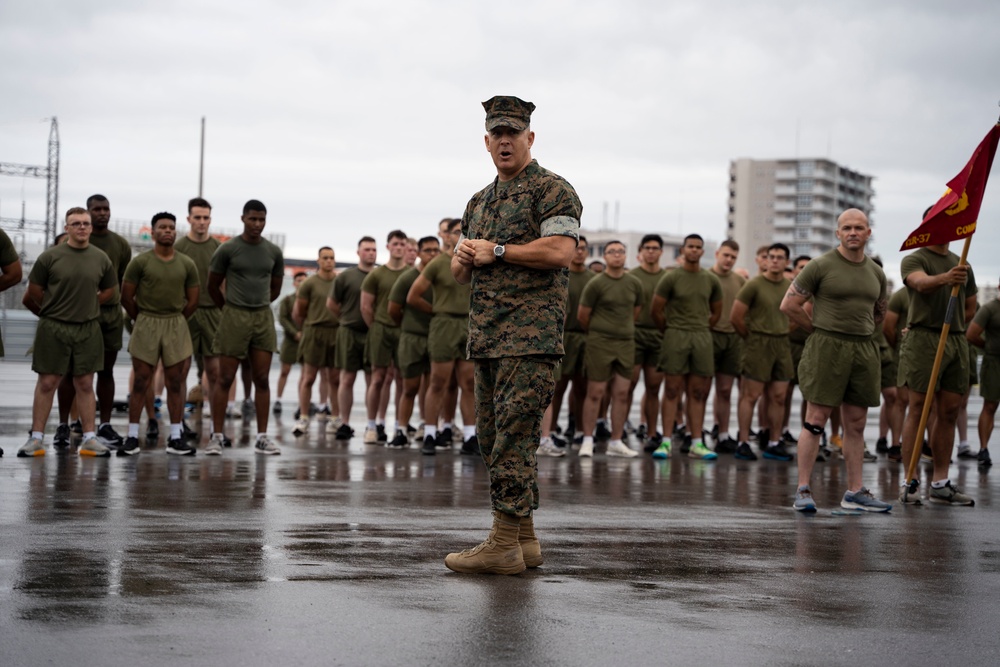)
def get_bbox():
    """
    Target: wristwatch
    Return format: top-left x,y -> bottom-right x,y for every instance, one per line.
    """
493,244 -> 506,261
